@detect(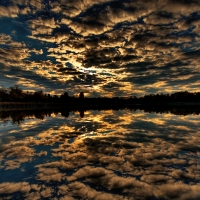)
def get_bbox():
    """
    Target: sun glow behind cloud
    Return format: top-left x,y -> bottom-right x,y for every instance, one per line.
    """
0,0 -> 200,96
